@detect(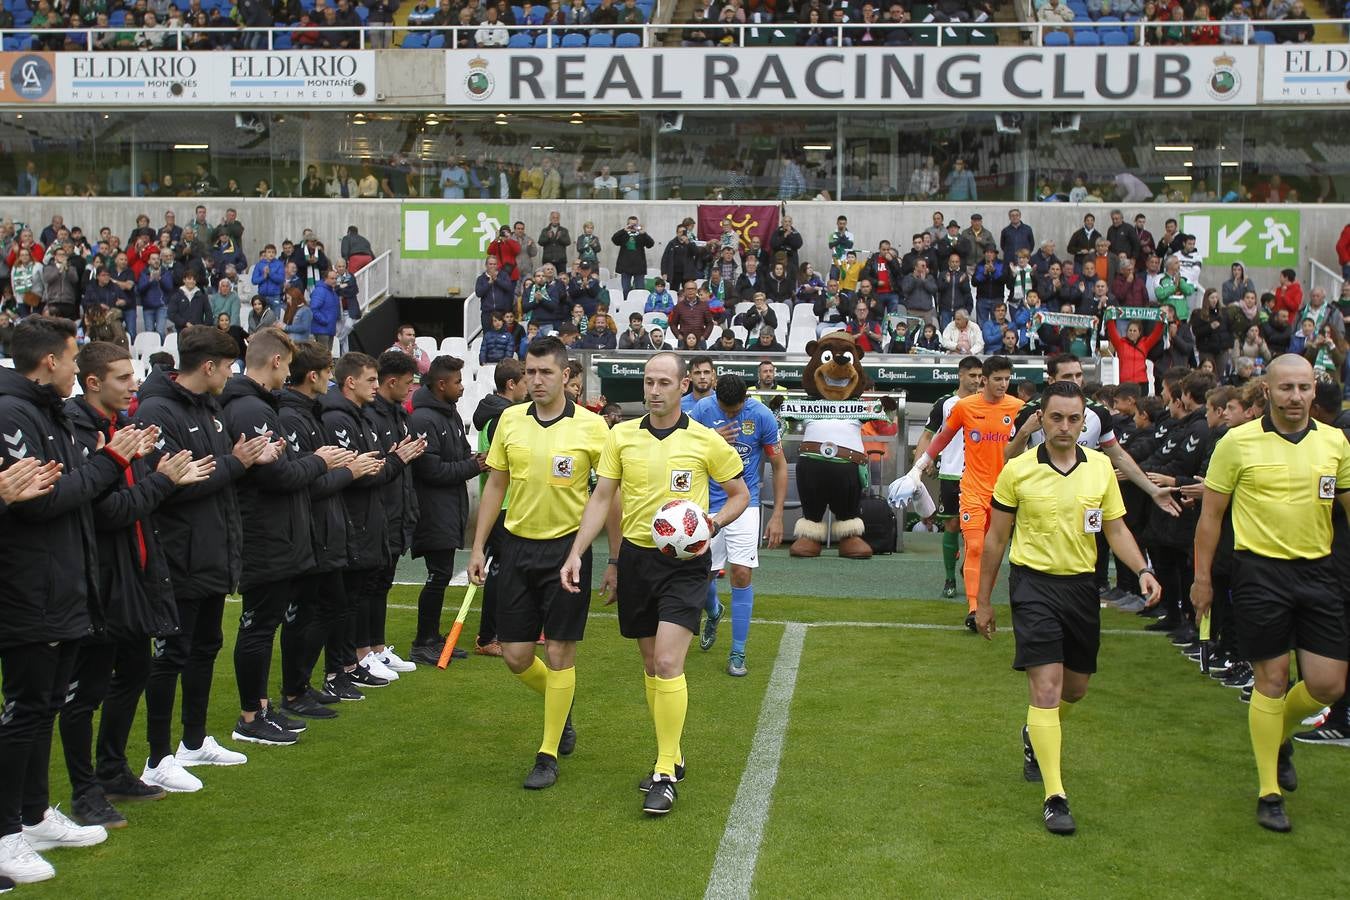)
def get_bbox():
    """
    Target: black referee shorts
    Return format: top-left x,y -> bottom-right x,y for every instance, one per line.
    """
494,530 -> 591,644
616,539 -> 710,639
1231,551 -> 1348,663
1009,564 -> 1101,674
937,478 -> 961,520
